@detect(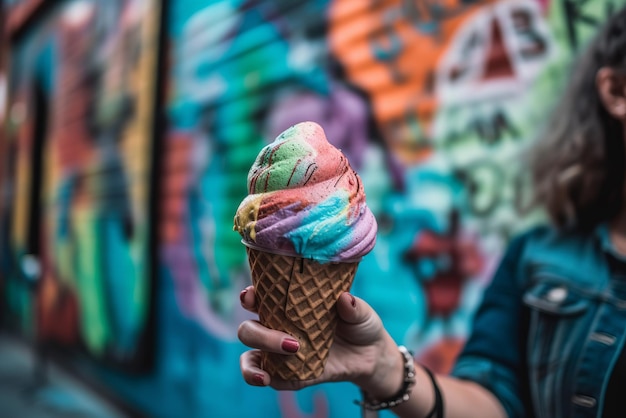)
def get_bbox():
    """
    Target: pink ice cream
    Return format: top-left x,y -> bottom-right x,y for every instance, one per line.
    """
233,121 -> 377,262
